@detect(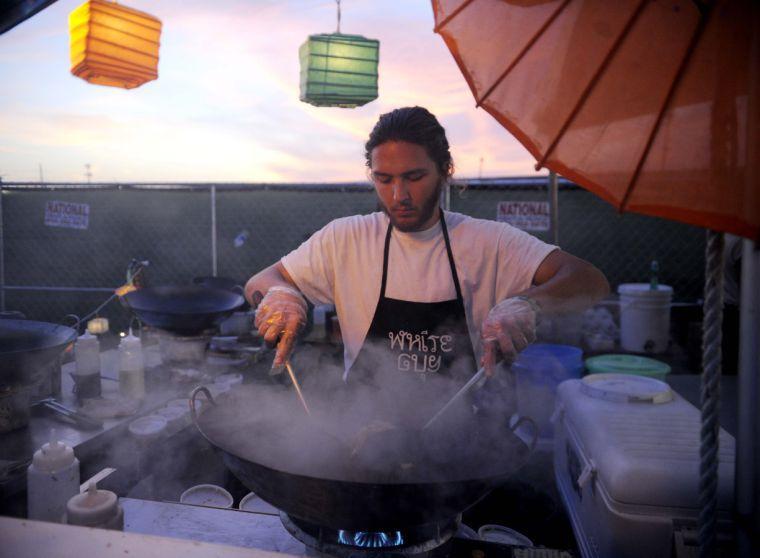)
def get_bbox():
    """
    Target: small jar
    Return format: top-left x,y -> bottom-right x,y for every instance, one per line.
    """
66,482 -> 123,530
